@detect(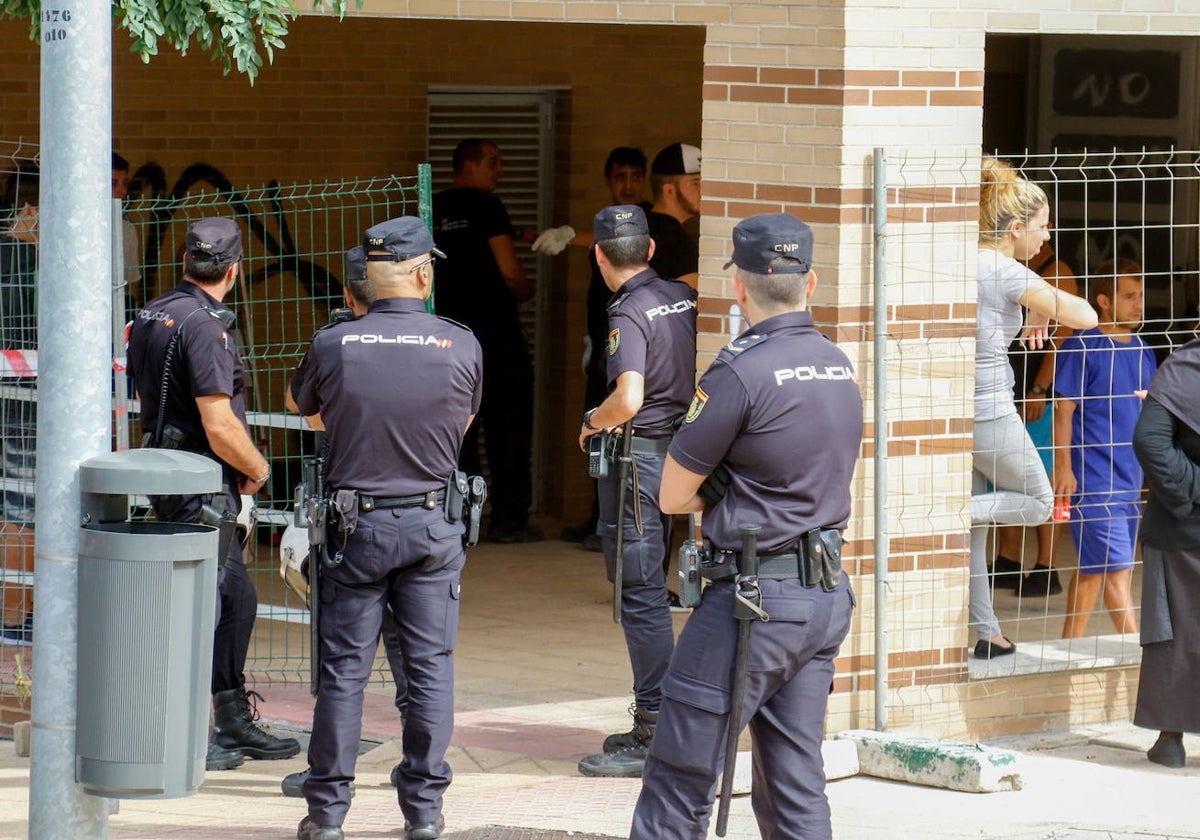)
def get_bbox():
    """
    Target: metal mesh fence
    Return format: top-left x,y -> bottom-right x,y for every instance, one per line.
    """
7,143 -> 1200,696
0,154 -> 429,687
0,142 -> 41,650
887,147 -> 1199,679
